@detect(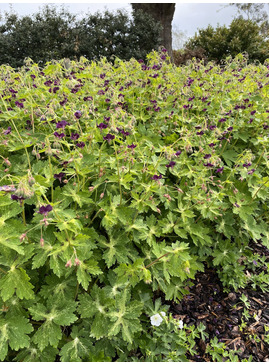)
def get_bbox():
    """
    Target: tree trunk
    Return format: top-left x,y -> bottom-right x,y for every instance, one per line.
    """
131,4 -> 175,59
